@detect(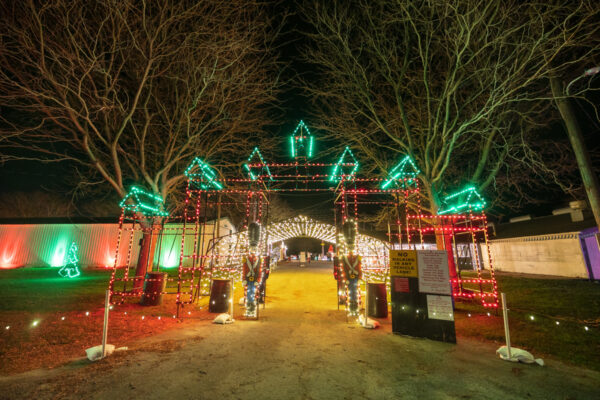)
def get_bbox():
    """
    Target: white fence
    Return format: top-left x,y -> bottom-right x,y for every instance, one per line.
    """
482,232 -> 589,278
0,219 -> 235,269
